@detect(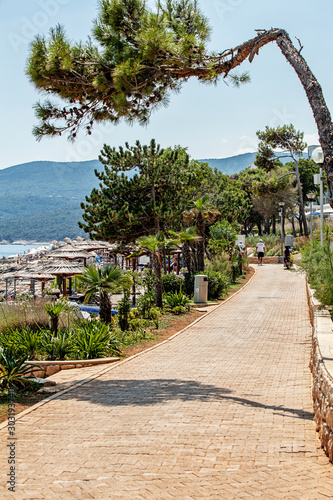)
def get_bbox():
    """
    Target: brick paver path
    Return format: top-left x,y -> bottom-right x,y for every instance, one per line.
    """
1,264 -> 333,499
